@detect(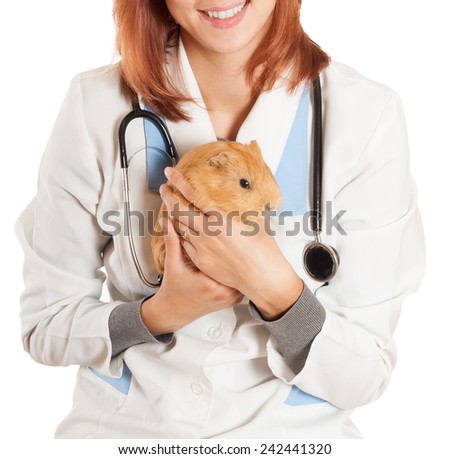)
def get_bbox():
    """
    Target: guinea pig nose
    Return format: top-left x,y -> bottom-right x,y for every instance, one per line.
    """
240,178 -> 251,189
